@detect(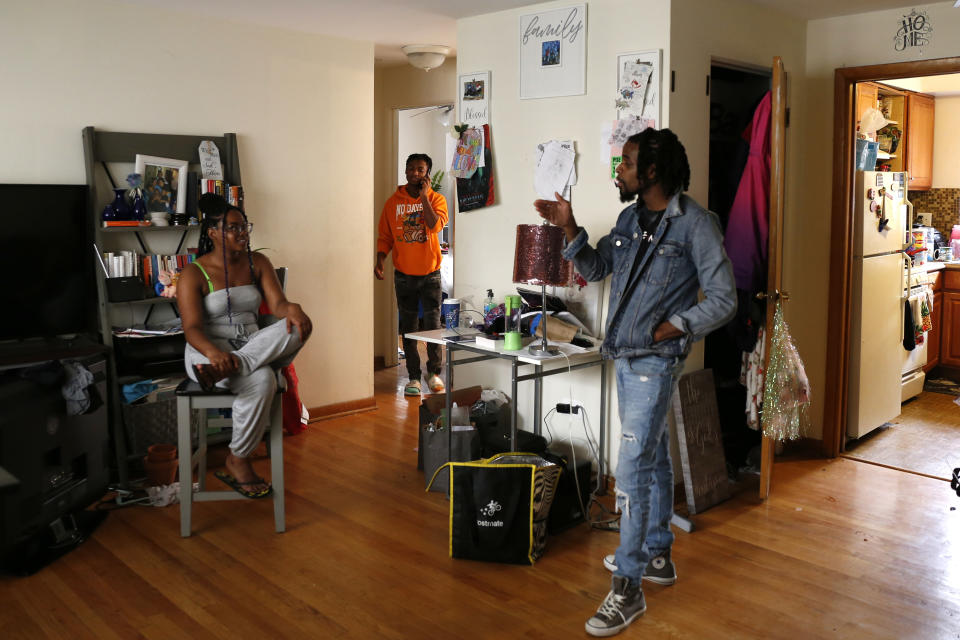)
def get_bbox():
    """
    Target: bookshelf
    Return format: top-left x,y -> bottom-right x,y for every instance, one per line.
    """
81,127 -> 242,486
